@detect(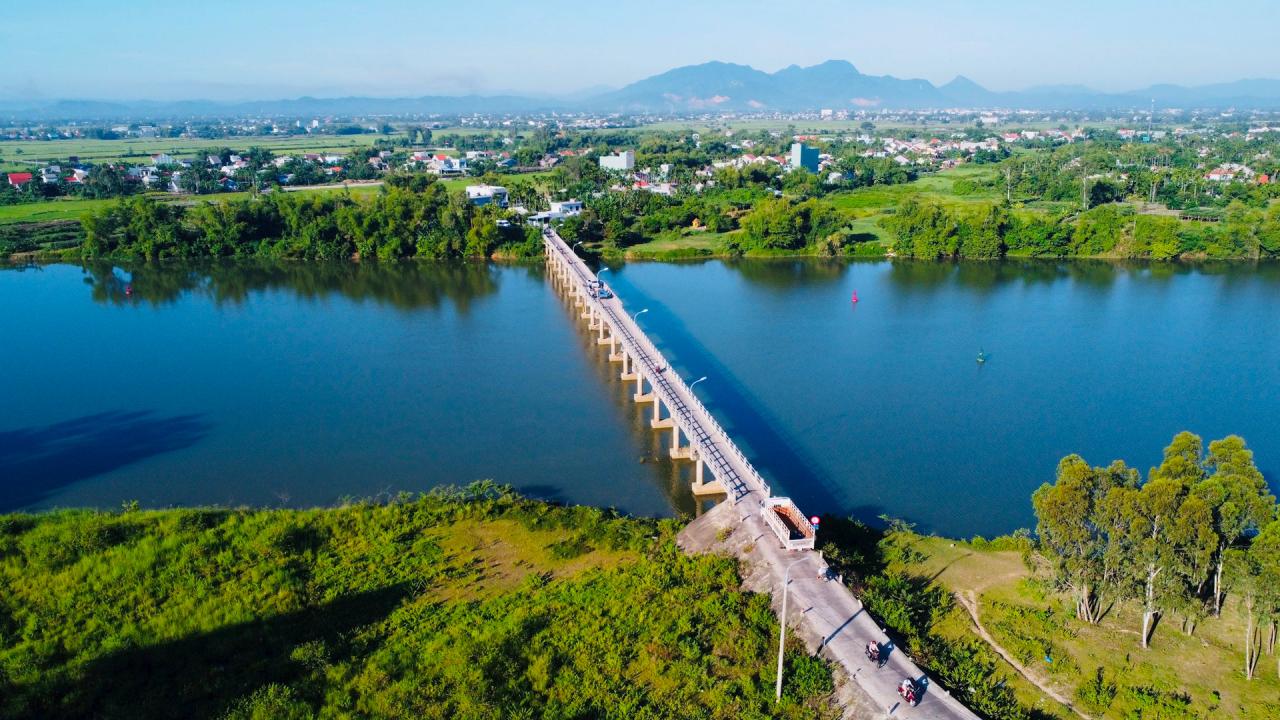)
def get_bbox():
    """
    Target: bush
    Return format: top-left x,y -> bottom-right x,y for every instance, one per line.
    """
1075,667 -> 1118,713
